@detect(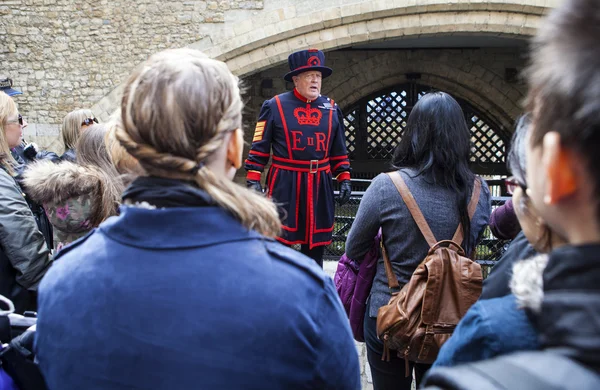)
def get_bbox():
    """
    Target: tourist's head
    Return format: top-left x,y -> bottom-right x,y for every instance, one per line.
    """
76,124 -> 117,174
75,123 -> 123,226
117,48 -> 280,236
104,121 -> 143,177
61,109 -> 96,151
0,93 -> 23,150
392,91 -> 473,186
0,93 -> 21,173
507,115 -> 563,252
525,0 -> 600,244
392,91 -> 475,247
